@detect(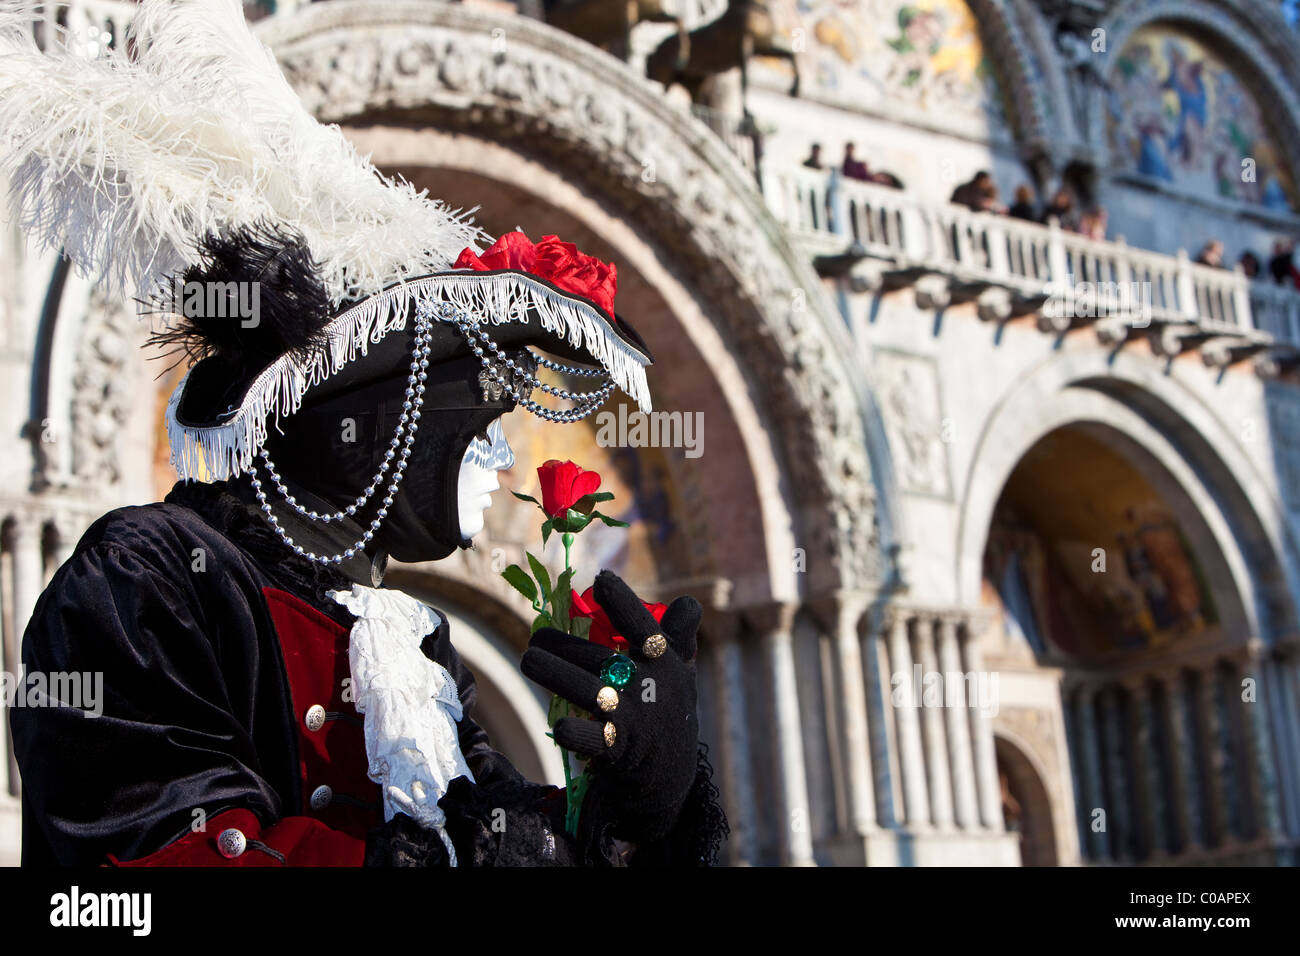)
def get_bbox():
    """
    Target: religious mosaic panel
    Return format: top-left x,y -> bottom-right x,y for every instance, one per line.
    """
754,0 -> 1012,139
1107,27 -> 1297,212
